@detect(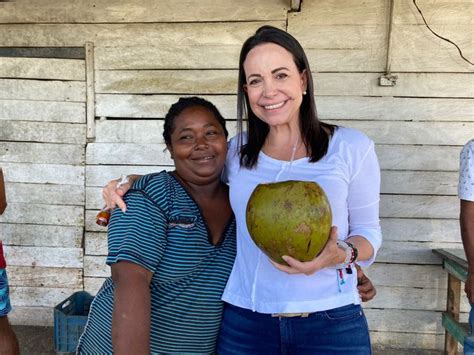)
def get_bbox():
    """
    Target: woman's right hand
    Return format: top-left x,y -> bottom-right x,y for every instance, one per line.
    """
103,177 -> 132,212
